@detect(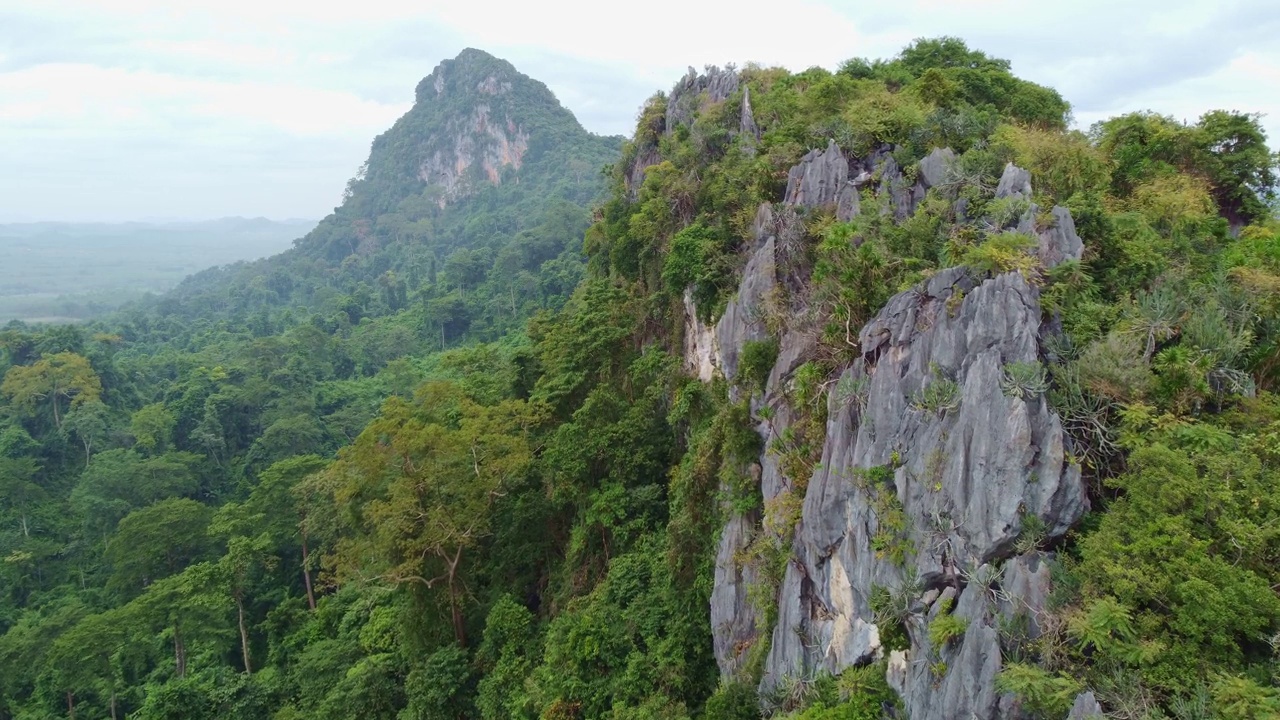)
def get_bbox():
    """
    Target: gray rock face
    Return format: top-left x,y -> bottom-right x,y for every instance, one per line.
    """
1067,691 -> 1105,719
887,581 -> 1005,720
625,142 -> 662,201
918,147 -> 956,190
740,86 -> 761,155
683,289 -> 718,383
1035,205 -> 1085,269
758,267 -> 1087,717
712,506 -> 763,677
998,552 -> 1055,639
667,65 -> 740,132
706,203 -> 784,677
703,147 -> 1089,703
996,163 -> 1084,269
416,103 -> 530,208
877,155 -> 921,221
784,140 -> 860,221
714,204 -> 778,384
711,141 -> 863,677
996,163 -> 1033,200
